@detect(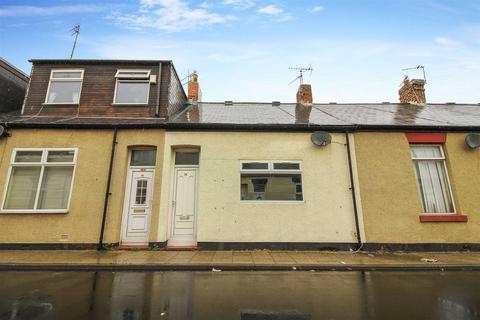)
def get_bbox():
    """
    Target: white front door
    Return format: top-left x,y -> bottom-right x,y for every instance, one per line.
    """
121,169 -> 154,245
170,168 -> 198,246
